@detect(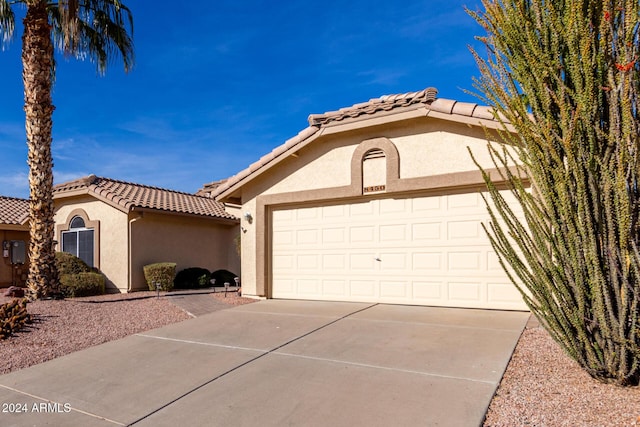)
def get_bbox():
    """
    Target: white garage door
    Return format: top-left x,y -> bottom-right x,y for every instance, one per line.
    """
271,191 -> 528,310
